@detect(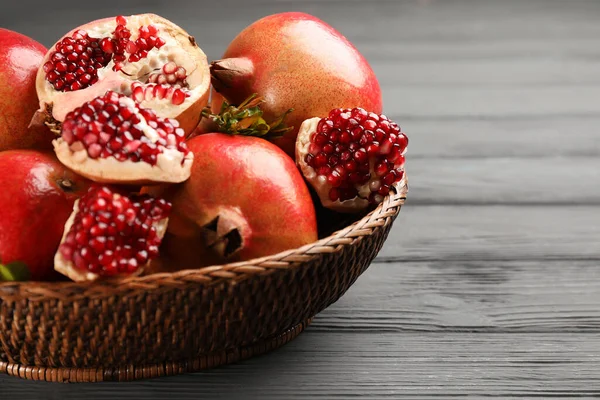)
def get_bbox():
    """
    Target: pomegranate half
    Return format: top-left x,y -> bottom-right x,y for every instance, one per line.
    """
296,107 -> 408,213
53,91 -> 193,184
55,185 -> 171,281
34,14 -> 210,135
